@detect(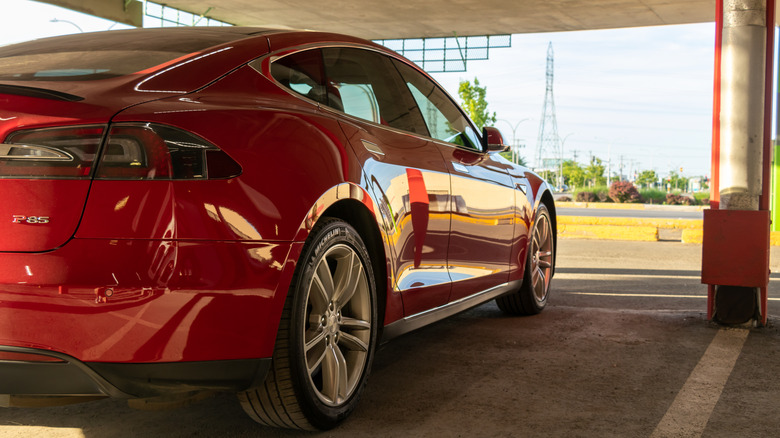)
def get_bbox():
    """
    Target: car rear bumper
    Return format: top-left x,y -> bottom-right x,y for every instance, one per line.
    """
0,346 -> 271,400
0,237 -> 302,364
